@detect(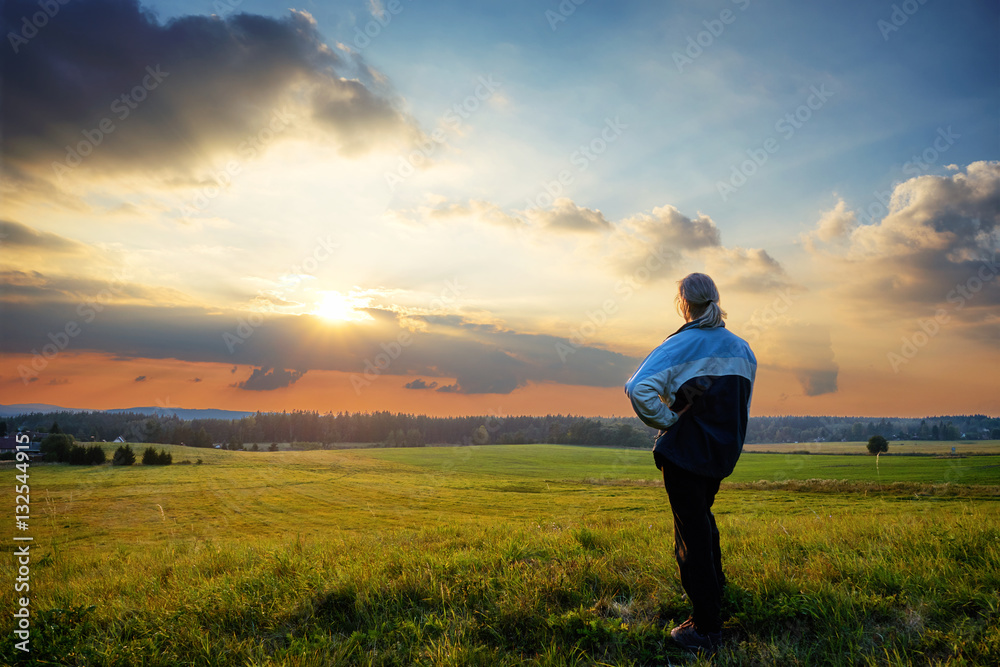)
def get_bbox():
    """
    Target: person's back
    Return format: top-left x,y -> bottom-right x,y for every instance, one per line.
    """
625,322 -> 755,478
624,272 -> 755,654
